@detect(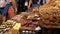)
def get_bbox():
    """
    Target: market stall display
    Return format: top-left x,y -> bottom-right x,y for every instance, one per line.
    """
39,5 -> 60,28
10,12 -> 41,34
38,1 -> 60,34
5,22 -> 21,34
11,11 -> 41,31
0,0 -> 60,34
8,1 -> 60,33
0,20 -> 16,34
0,20 -> 21,34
